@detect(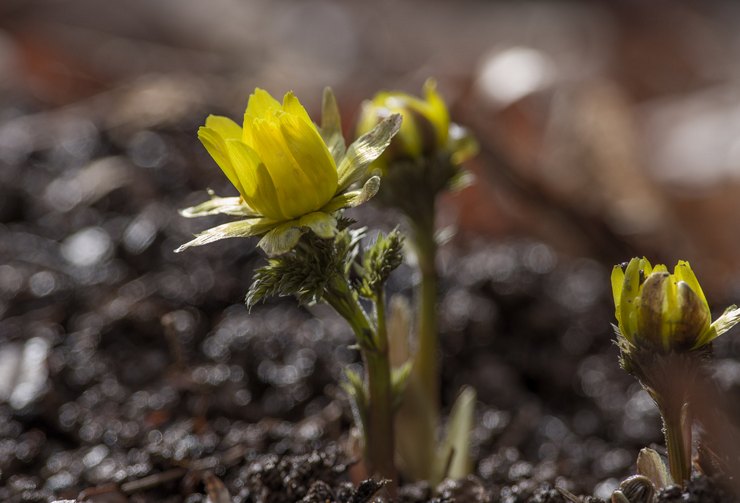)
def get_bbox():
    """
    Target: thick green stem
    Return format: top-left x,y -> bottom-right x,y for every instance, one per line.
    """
663,402 -> 691,486
411,212 -> 440,418
374,290 -> 389,355
365,346 -> 395,482
325,276 -> 395,483
392,204 -> 442,482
